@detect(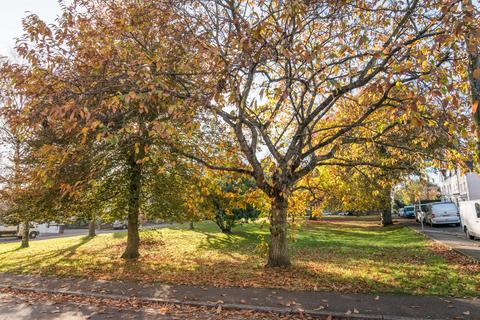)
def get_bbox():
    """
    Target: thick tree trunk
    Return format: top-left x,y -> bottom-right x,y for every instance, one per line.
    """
121,149 -> 143,260
463,0 -> 480,152
267,194 -> 291,267
381,209 -> 393,226
88,217 -> 96,237
20,220 -> 29,248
